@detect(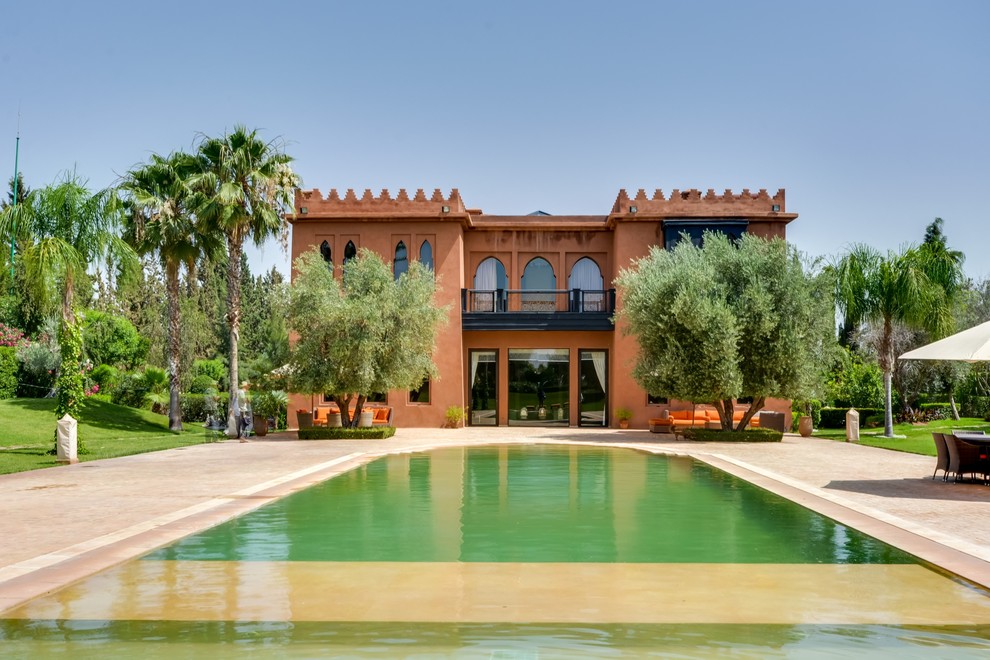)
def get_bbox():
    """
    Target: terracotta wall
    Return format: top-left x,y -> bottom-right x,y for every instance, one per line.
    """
288,218 -> 465,428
